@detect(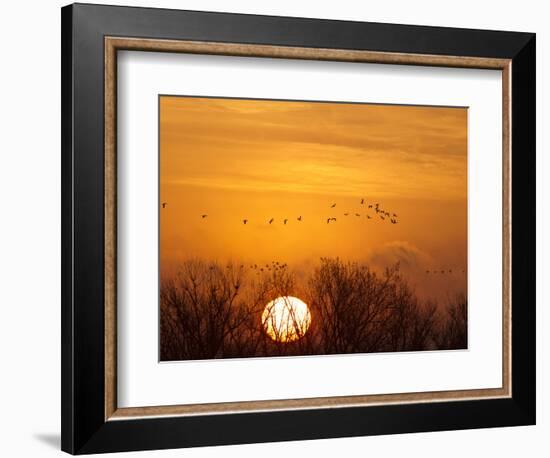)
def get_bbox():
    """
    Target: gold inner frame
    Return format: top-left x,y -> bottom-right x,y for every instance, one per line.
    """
104,37 -> 512,421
